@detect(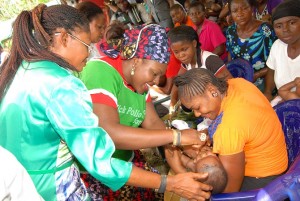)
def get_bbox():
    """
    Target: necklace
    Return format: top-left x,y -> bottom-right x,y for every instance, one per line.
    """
255,4 -> 268,21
